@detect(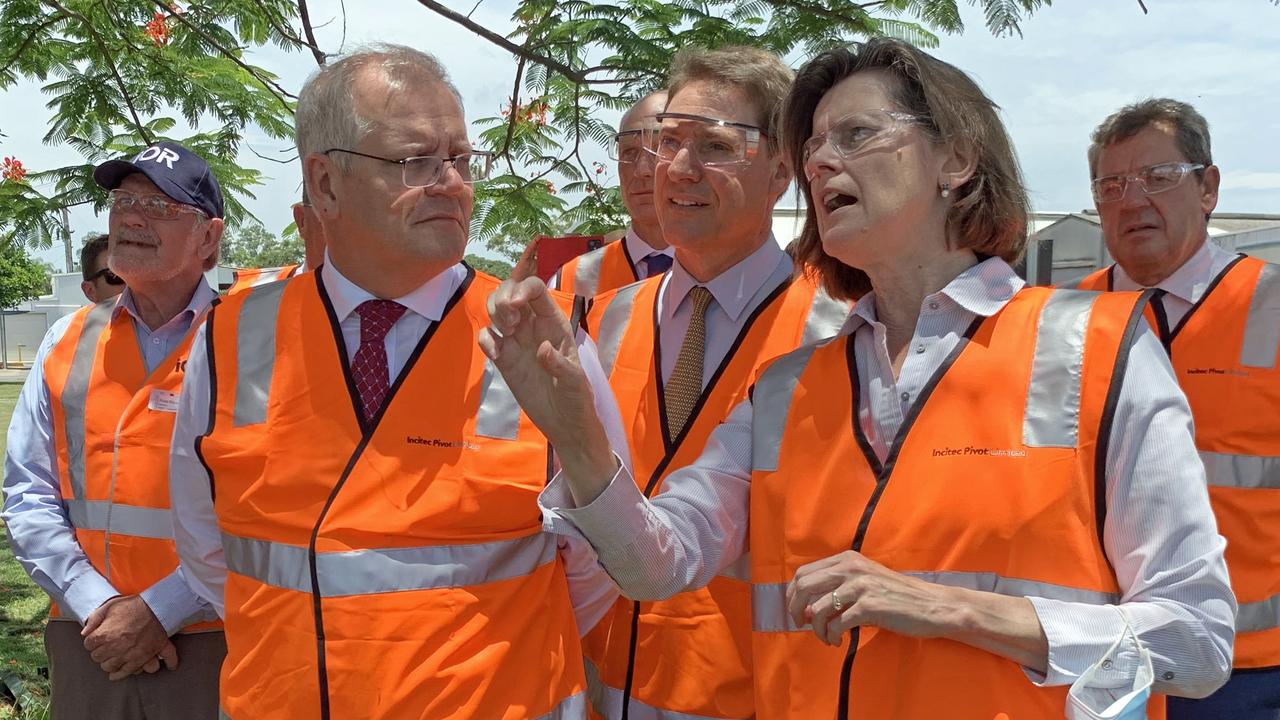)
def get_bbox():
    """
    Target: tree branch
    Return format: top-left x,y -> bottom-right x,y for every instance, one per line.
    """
248,0 -> 324,63
0,12 -> 68,77
296,0 -> 328,65
151,0 -> 297,111
41,0 -> 154,144
414,0 -> 641,86
500,55 -> 525,176
760,0 -> 874,29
